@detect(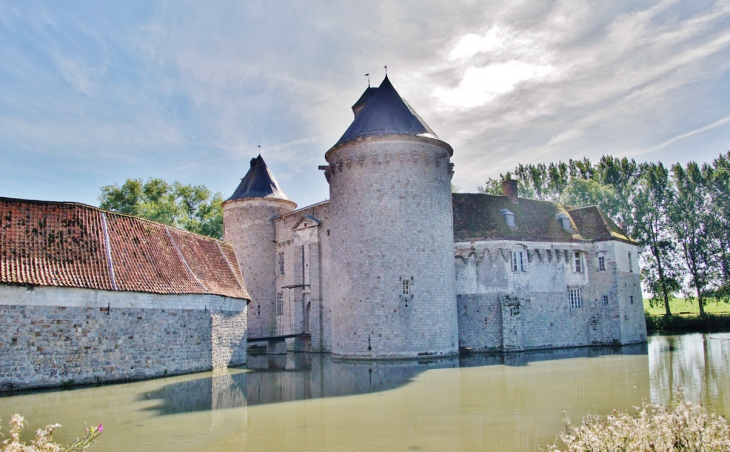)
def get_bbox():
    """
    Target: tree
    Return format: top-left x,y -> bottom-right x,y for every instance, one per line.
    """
705,152 -> 730,302
668,162 -> 715,316
98,178 -> 224,239
633,163 -> 681,315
